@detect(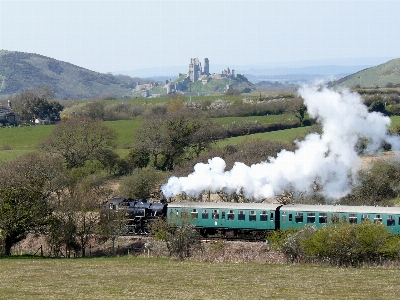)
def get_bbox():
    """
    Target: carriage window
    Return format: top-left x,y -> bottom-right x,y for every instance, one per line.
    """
212,210 -> 219,220
169,210 -> 174,218
270,212 -> 274,221
221,211 -> 226,219
249,211 -> 256,221
202,210 -> 209,219
331,214 -> 339,223
136,209 -> 145,217
191,209 -> 198,219
289,214 -> 293,222
374,214 -> 382,224
295,212 -> 303,223
362,214 -> 370,222
307,213 -> 315,223
387,215 -> 395,226
282,212 -> 287,222
260,211 -> 268,222
238,211 -> 245,221
319,213 -> 327,223
349,214 -> 357,224
182,211 -> 188,218
228,210 -> 235,220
